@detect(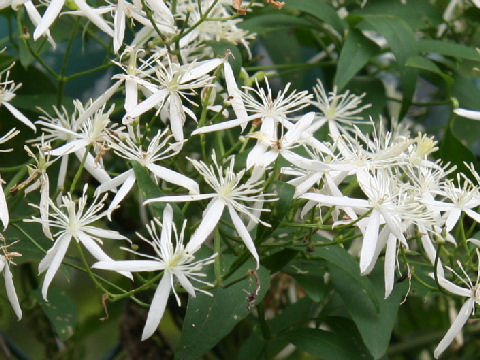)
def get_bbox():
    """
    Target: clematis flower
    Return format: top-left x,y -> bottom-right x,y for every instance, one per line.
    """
0,233 -> 22,320
95,128 -> 199,218
27,186 -> 132,300
433,251 -> 480,358
0,69 -> 36,131
144,152 -> 276,268
93,204 -> 216,340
